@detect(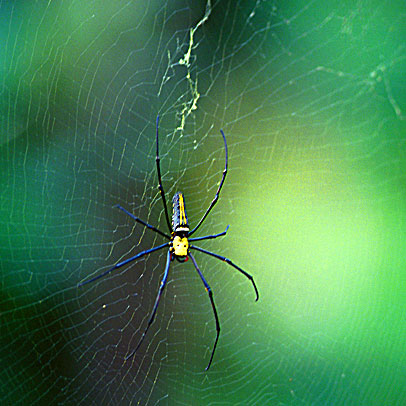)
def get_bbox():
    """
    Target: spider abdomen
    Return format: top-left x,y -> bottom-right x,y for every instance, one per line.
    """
172,192 -> 189,233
